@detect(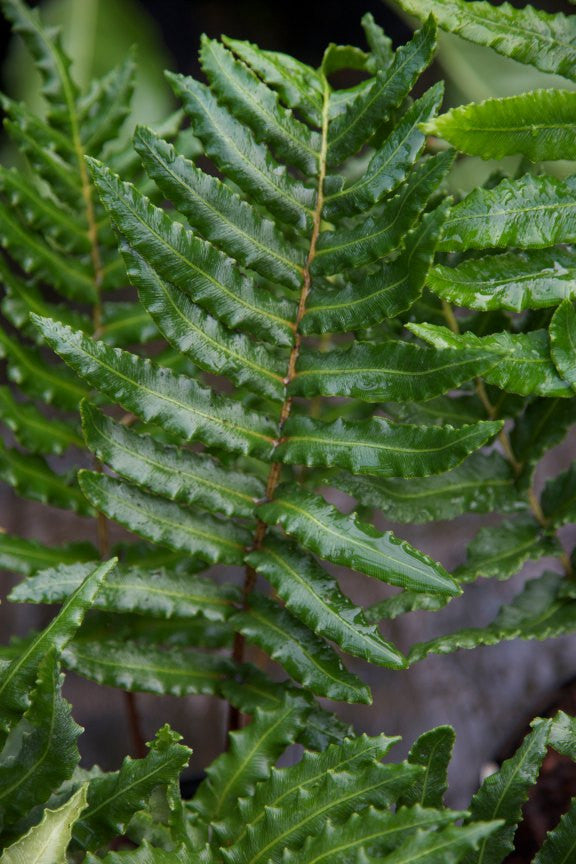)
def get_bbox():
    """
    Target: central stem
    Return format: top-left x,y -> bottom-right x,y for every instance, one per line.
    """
228,80 -> 330,733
